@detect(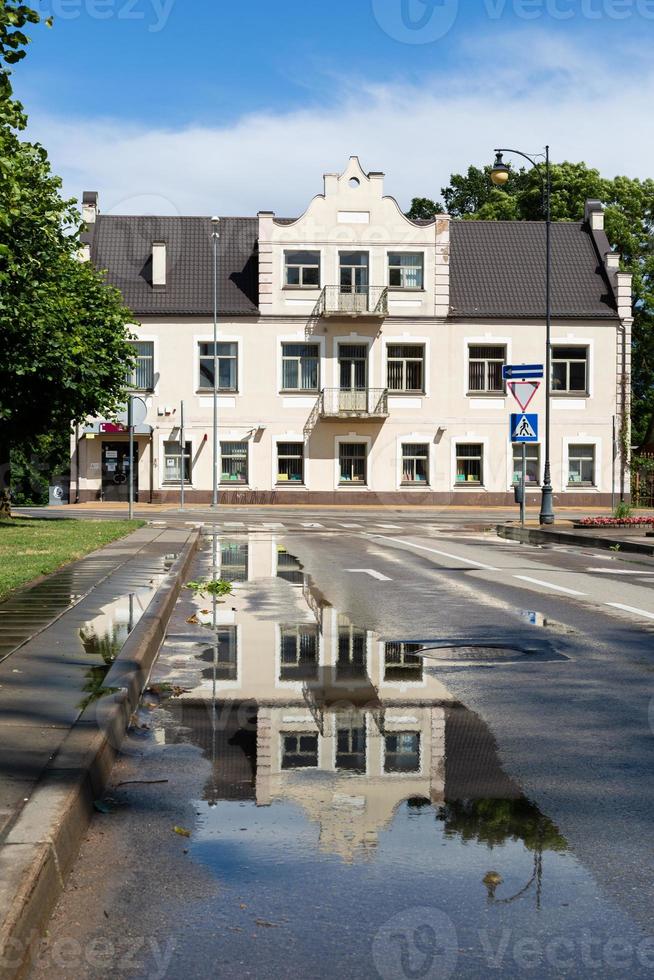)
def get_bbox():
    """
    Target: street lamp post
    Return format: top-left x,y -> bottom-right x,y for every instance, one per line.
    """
490,146 -> 555,525
211,216 -> 220,507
